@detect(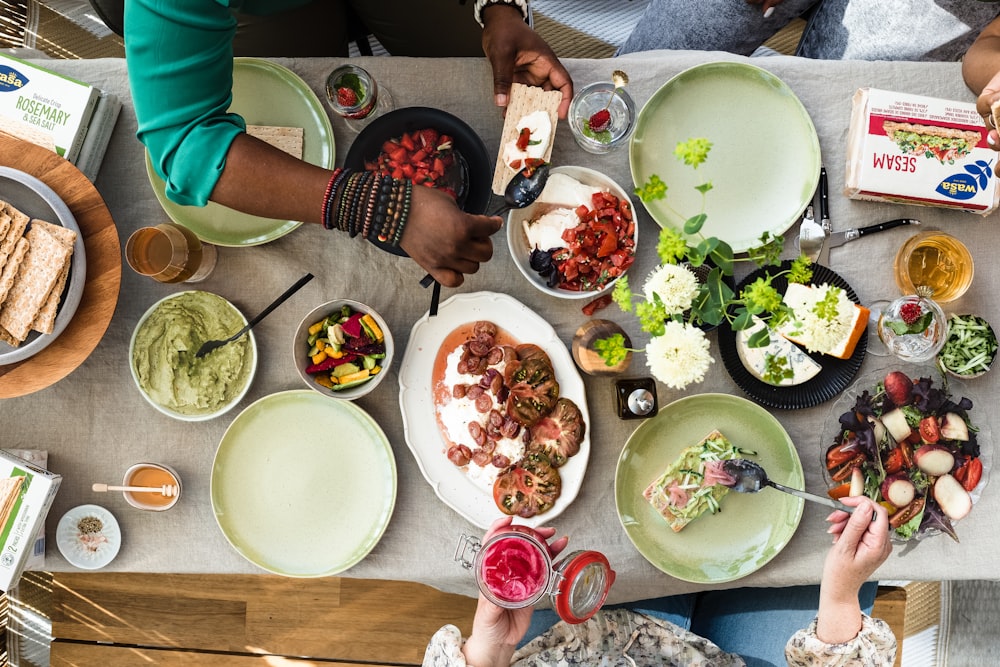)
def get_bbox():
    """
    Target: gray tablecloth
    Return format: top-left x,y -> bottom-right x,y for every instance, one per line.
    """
4,51 -> 998,602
